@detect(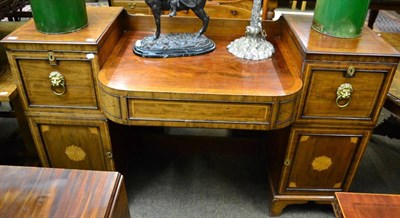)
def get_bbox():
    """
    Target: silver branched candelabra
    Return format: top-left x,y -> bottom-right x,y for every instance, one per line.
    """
227,0 -> 274,60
